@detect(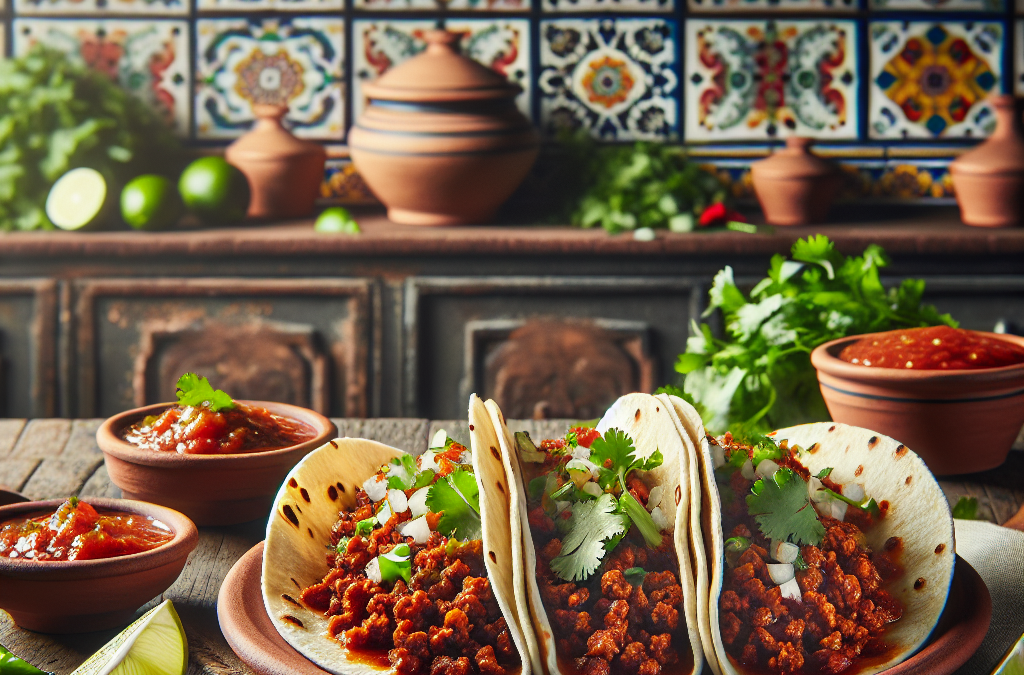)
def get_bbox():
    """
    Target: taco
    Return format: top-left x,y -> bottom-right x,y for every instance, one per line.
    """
492,393 -> 704,675
262,394 -> 532,675
663,395 -> 955,675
